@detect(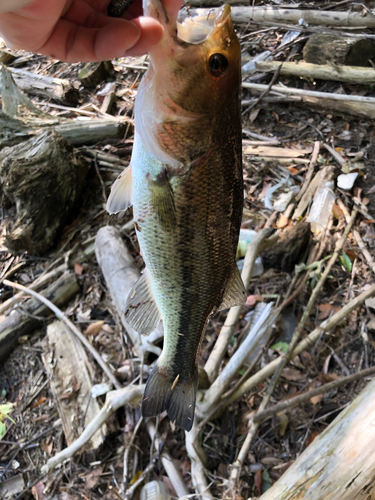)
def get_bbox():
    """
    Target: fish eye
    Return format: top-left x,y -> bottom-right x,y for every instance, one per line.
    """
209,53 -> 228,77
